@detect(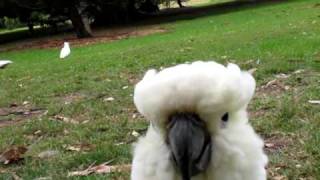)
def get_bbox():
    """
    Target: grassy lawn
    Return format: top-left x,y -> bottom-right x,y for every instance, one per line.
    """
0,0 -> 319,179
